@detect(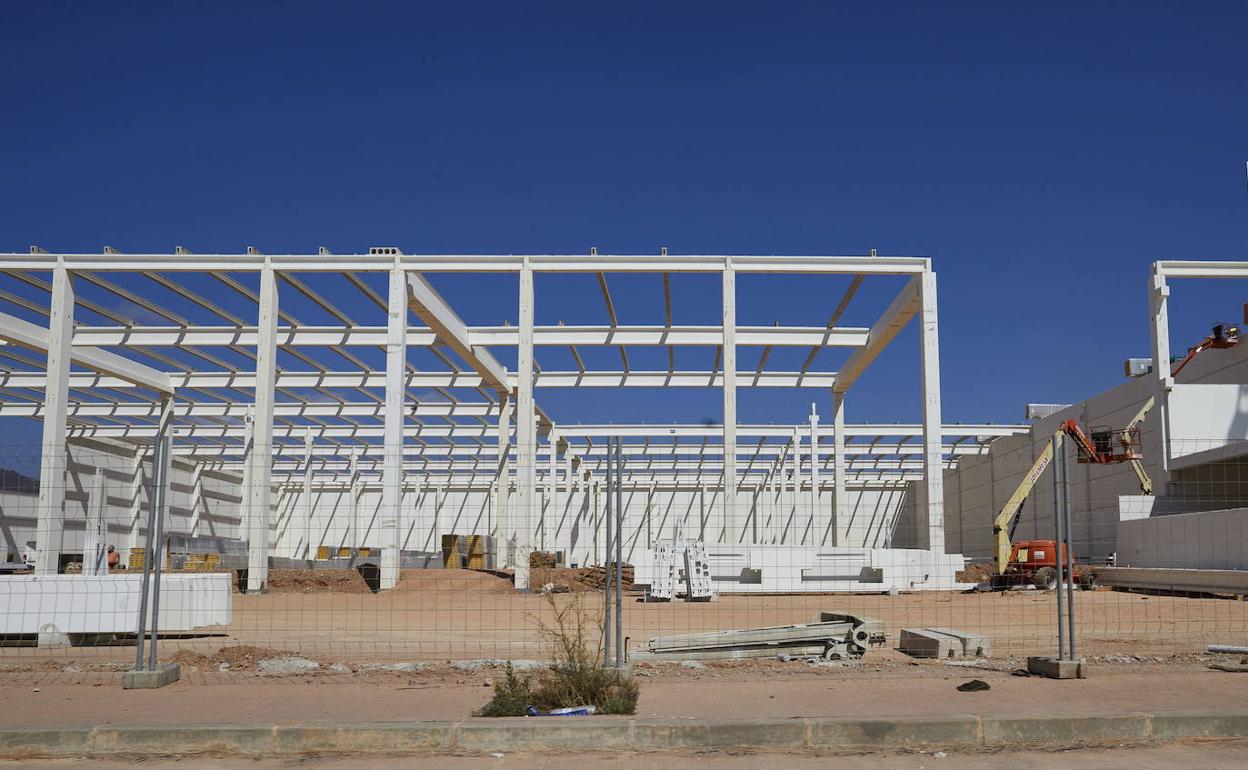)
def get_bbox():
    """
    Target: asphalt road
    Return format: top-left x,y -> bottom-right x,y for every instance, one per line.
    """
8,743 -> 1248,770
